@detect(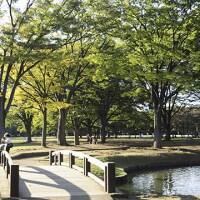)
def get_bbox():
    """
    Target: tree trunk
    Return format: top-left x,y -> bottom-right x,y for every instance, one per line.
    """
74,128 -> 80,145
164,117 -> 171,141
100,121 -> 106,143
101,128 -> 106,143
107,131 -> 110,138
57,108 -> 67,146
0,115 -> 6,139
0,97 -> 6,138
151,82 -> 164,149
73,118 -> 80,145
87,121 -> 92,144
25,120 -> 32,143
162,105 -> 173,141
41,107 -> 47,147
26,124 -> 32,143
19,112 -> 33,143
153,106 -> 163,148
